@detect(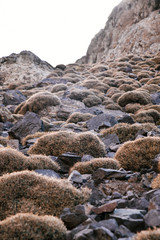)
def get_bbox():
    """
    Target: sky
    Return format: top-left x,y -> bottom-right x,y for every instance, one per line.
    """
0,0 -> 121,67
